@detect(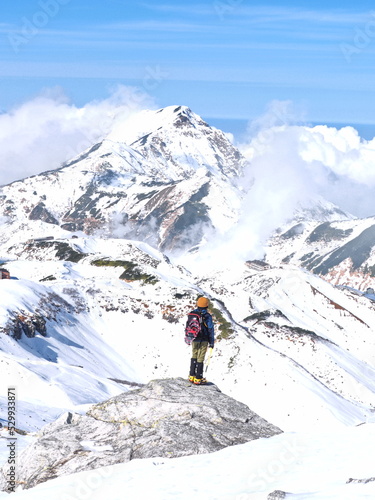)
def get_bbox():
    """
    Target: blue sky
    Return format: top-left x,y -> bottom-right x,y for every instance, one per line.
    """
1,0 -> 375,127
